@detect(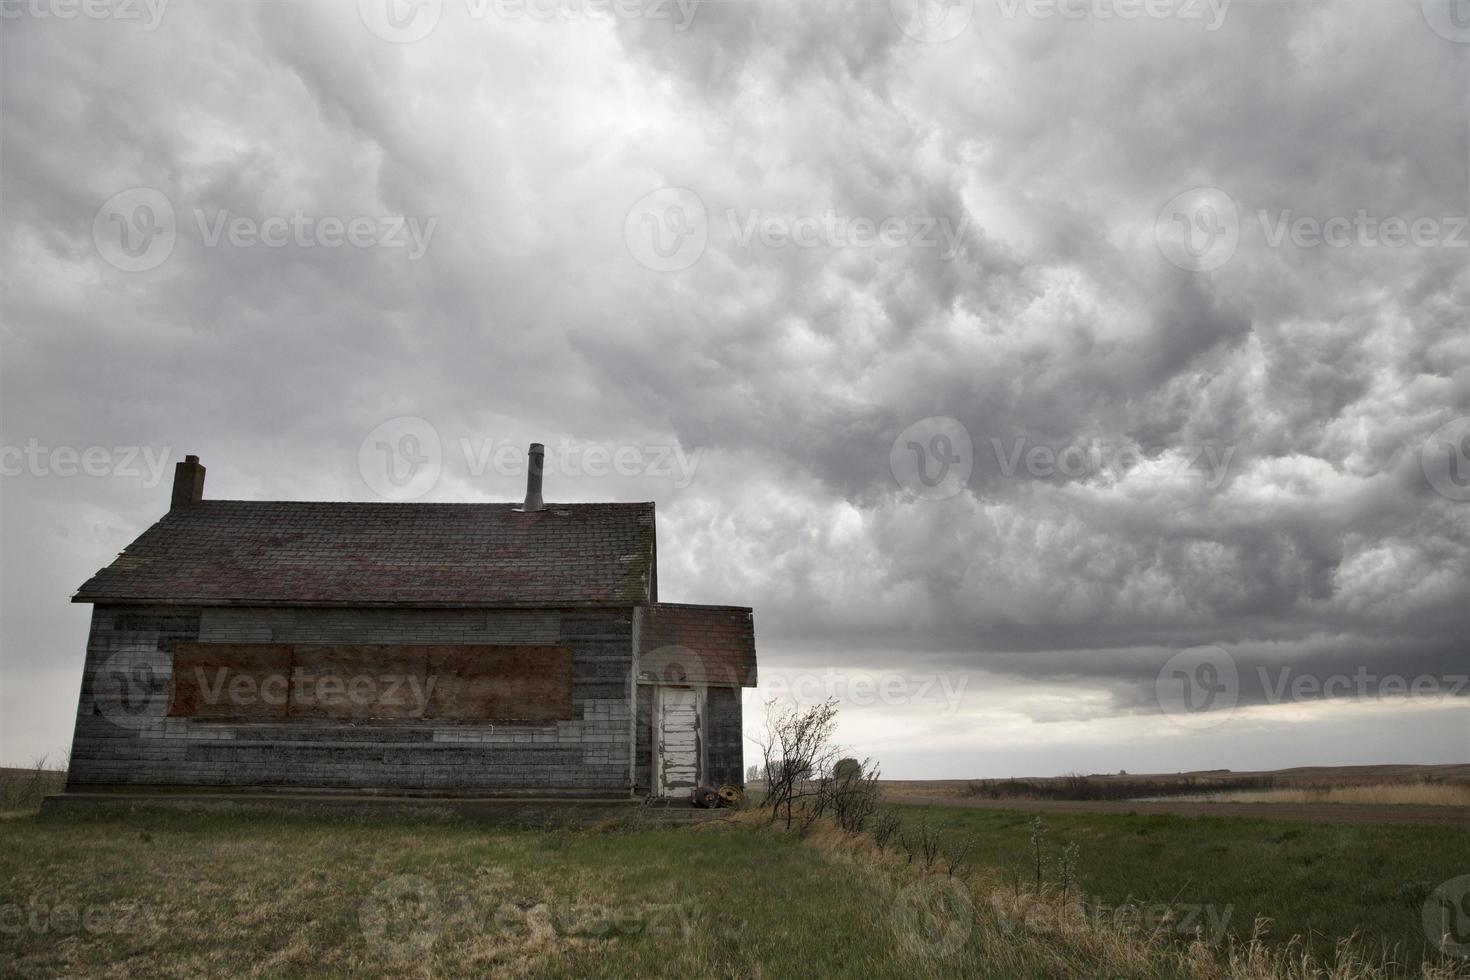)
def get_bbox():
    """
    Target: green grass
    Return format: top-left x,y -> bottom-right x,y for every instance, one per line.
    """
895,803 -> 1470,970
0,807 -> 938,979
1,804 -> 1466,978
